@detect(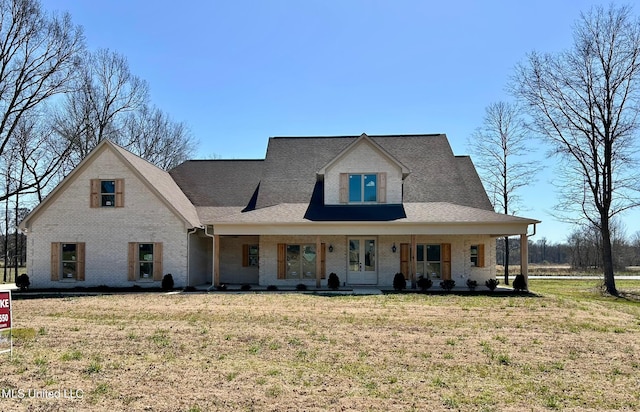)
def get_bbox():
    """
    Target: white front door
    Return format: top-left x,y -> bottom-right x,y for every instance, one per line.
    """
347,238 -> 377,285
